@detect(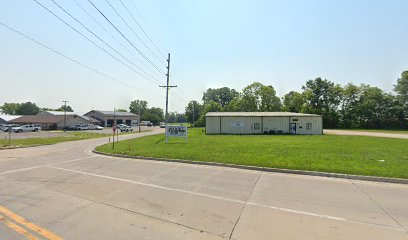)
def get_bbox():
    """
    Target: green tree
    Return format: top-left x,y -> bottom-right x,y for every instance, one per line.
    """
339,83 -> 361,128
394,71 -> 408,116
282,91 -> 305,112
0,103 -> 20,115
240,82 -> 282,111
302,78 -> 342,128
115,109 -> 127,112
356,85 -> 400,128
129,100 -> 148,115
143,107 -> 164,125
56,105 -> 74,112
202,87 -> 238,107
15,102 -> 40,115
185,100 -> 203,124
